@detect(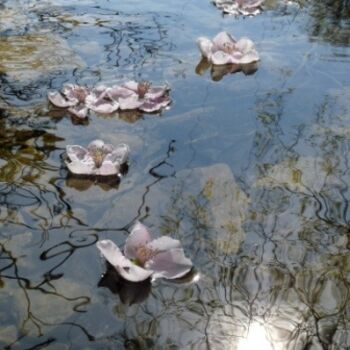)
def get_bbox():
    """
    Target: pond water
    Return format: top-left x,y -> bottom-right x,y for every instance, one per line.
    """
1,0 -> 350,348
